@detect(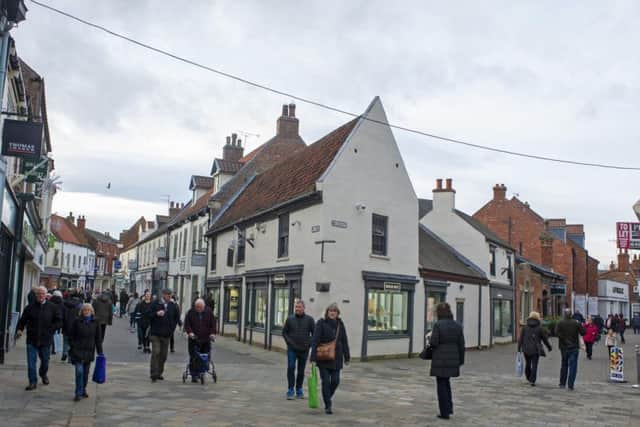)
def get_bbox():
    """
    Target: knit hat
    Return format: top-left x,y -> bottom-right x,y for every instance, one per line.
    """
528,311 -> 541,321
